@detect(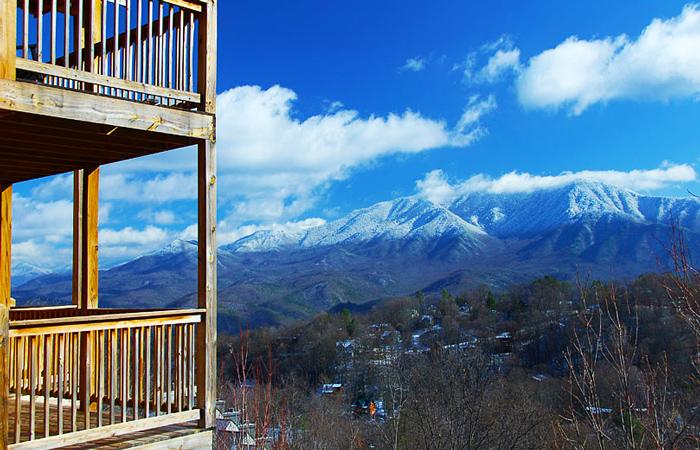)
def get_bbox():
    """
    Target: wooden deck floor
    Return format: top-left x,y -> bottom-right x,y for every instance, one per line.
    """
8,395 -> 210,449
